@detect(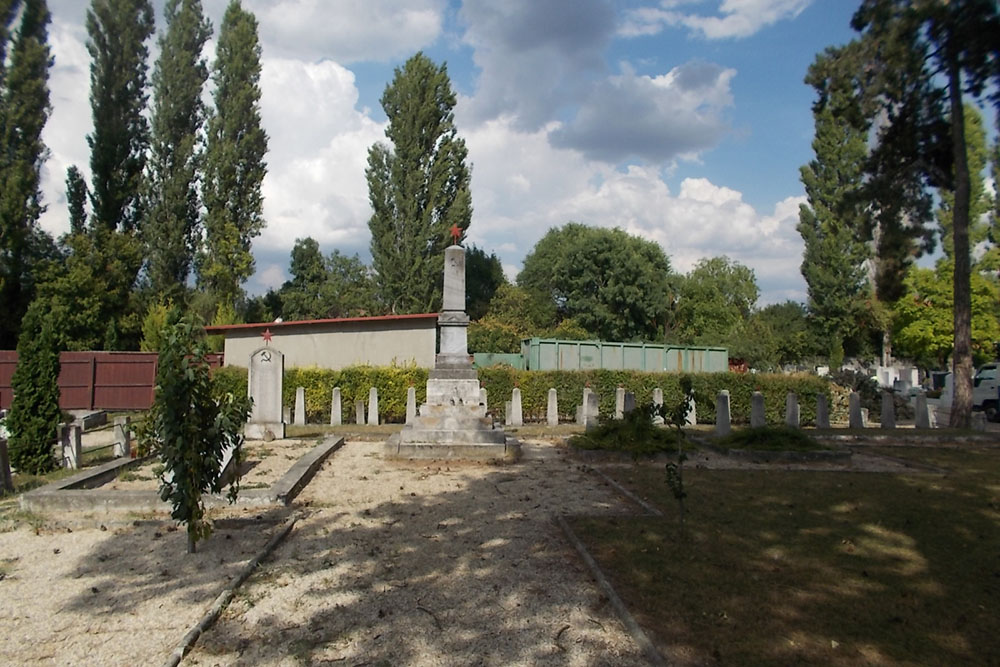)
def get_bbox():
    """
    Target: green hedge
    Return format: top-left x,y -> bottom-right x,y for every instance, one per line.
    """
213,365 -> 831,426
